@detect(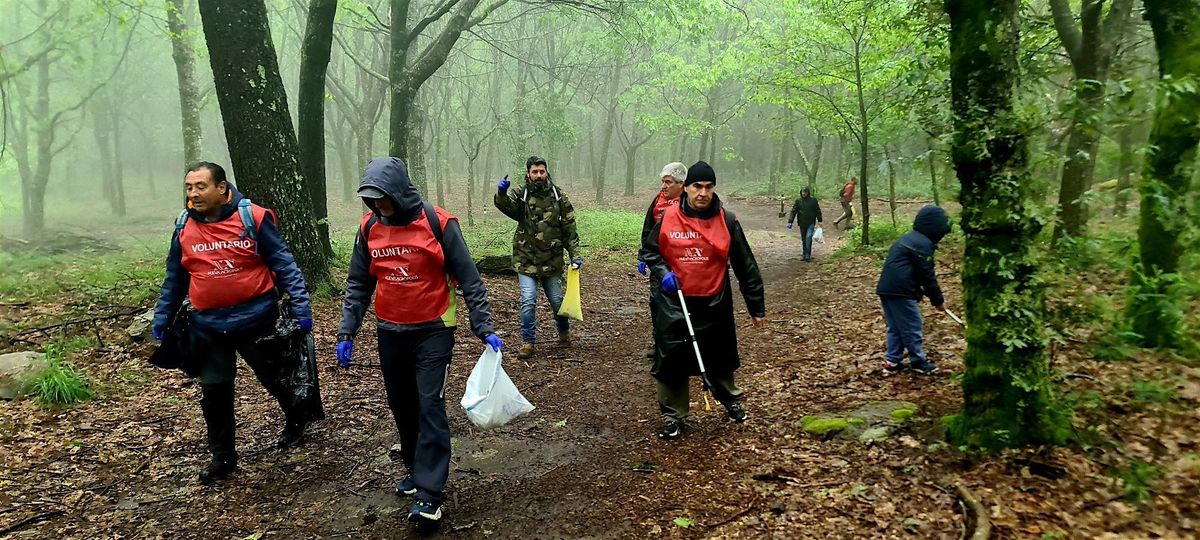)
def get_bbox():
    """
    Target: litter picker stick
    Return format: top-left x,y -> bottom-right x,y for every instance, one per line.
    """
676,287 -> 715,411
944,308 -> 965,327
